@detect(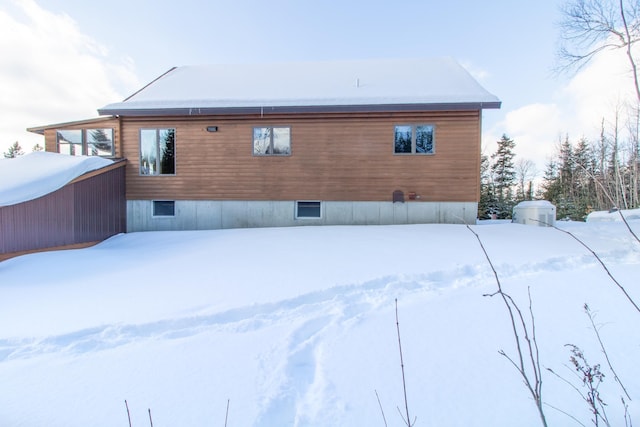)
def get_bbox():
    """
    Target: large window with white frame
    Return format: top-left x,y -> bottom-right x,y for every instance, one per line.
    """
140,128 -> 176,175
394,124 -> 435,155
253,127 -> 291,156
56,129 -> 115,157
